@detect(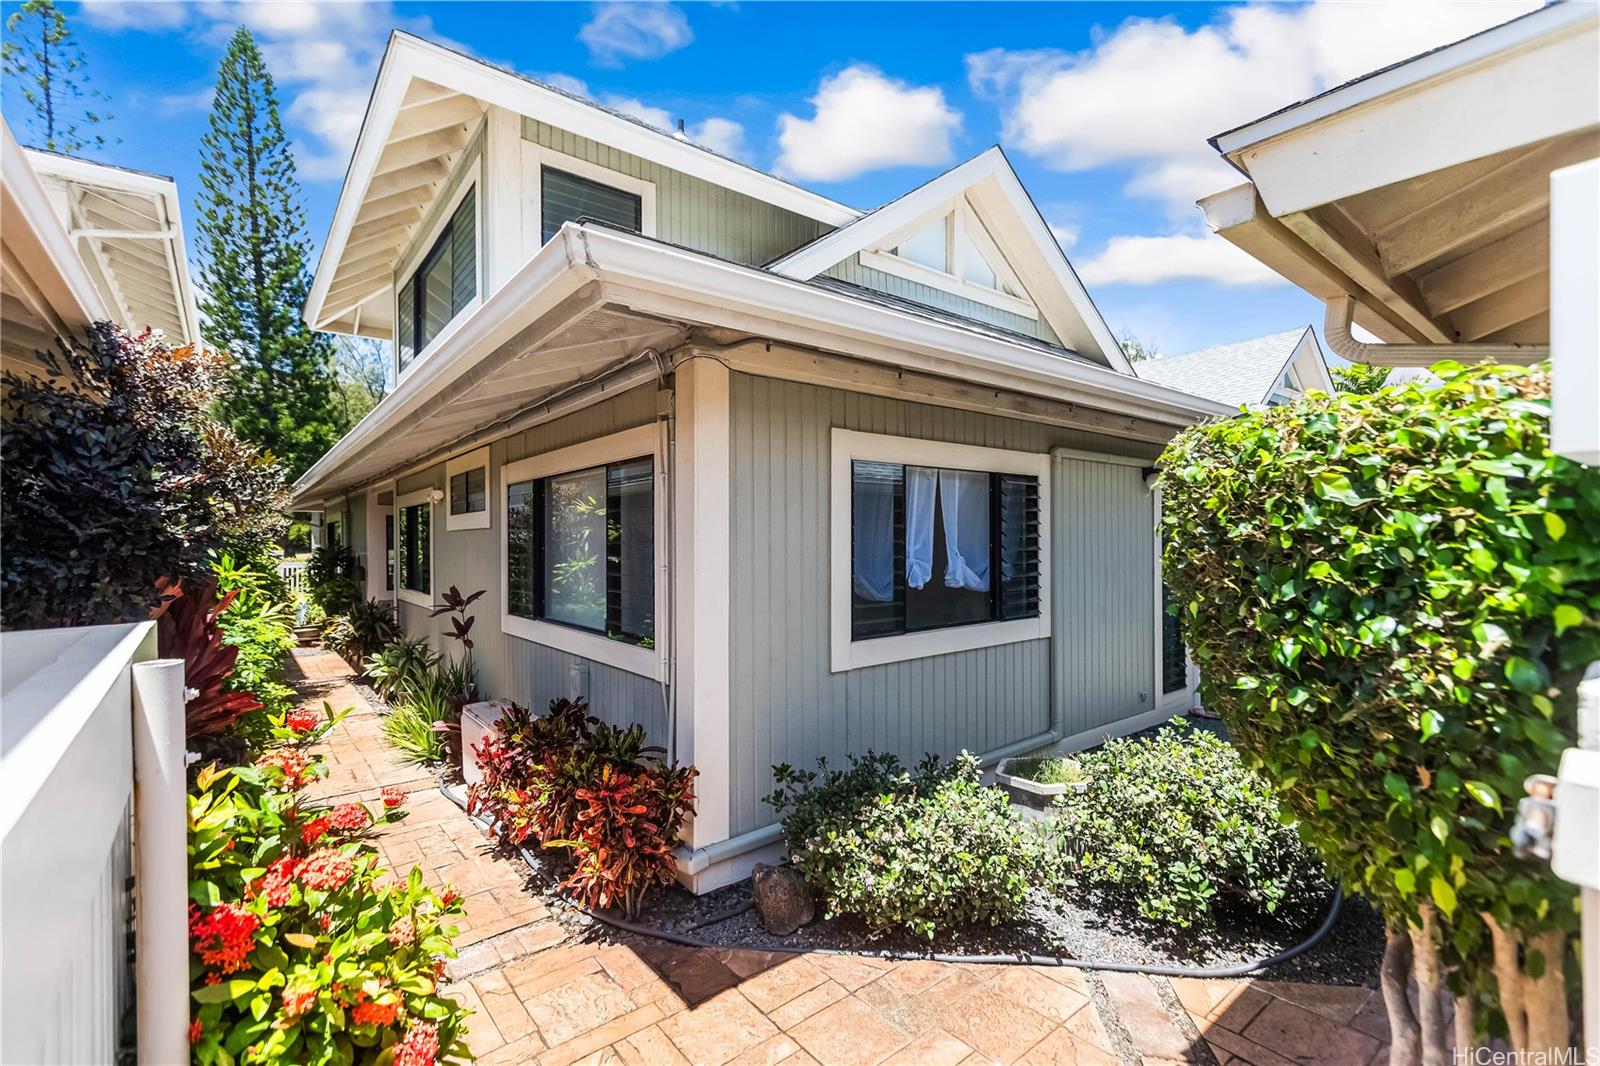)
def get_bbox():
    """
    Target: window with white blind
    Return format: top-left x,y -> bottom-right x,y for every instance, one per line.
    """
397,184 -> 477,373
